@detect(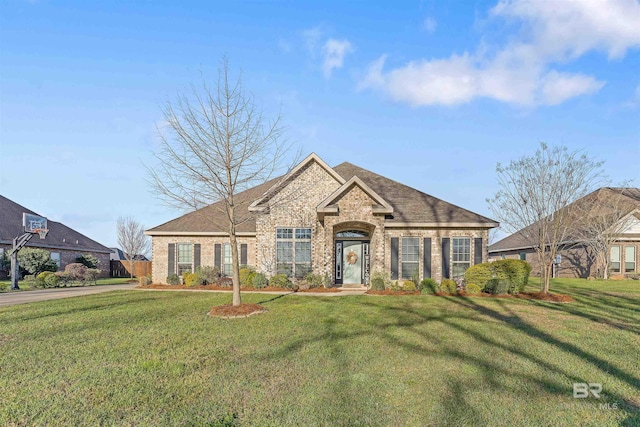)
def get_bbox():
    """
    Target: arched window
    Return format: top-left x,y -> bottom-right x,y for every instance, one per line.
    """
336,230 -> 369,238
